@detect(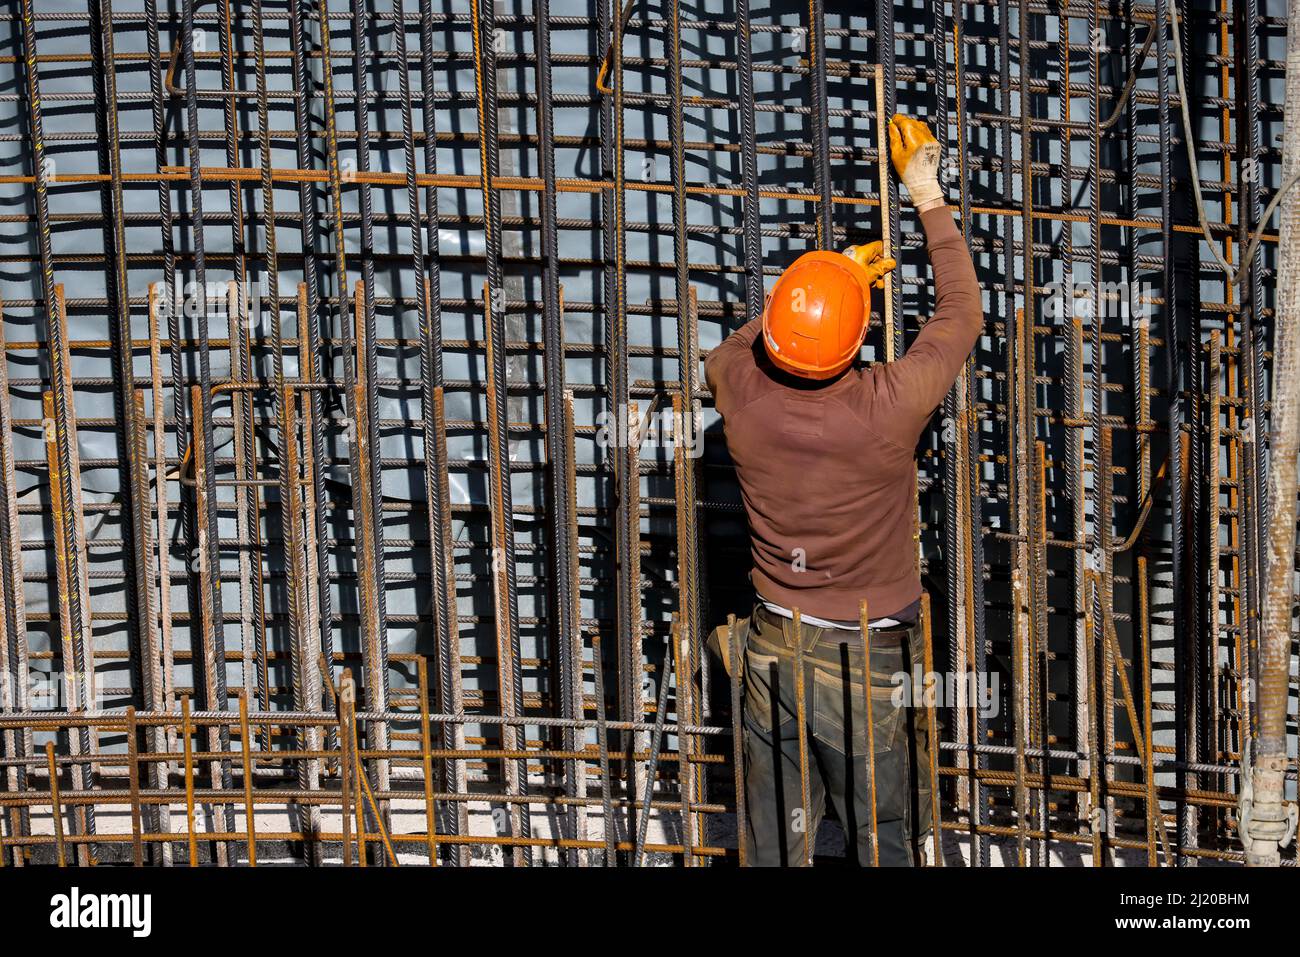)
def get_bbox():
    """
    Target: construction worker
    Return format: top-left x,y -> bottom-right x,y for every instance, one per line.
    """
705,115 -> 982,866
